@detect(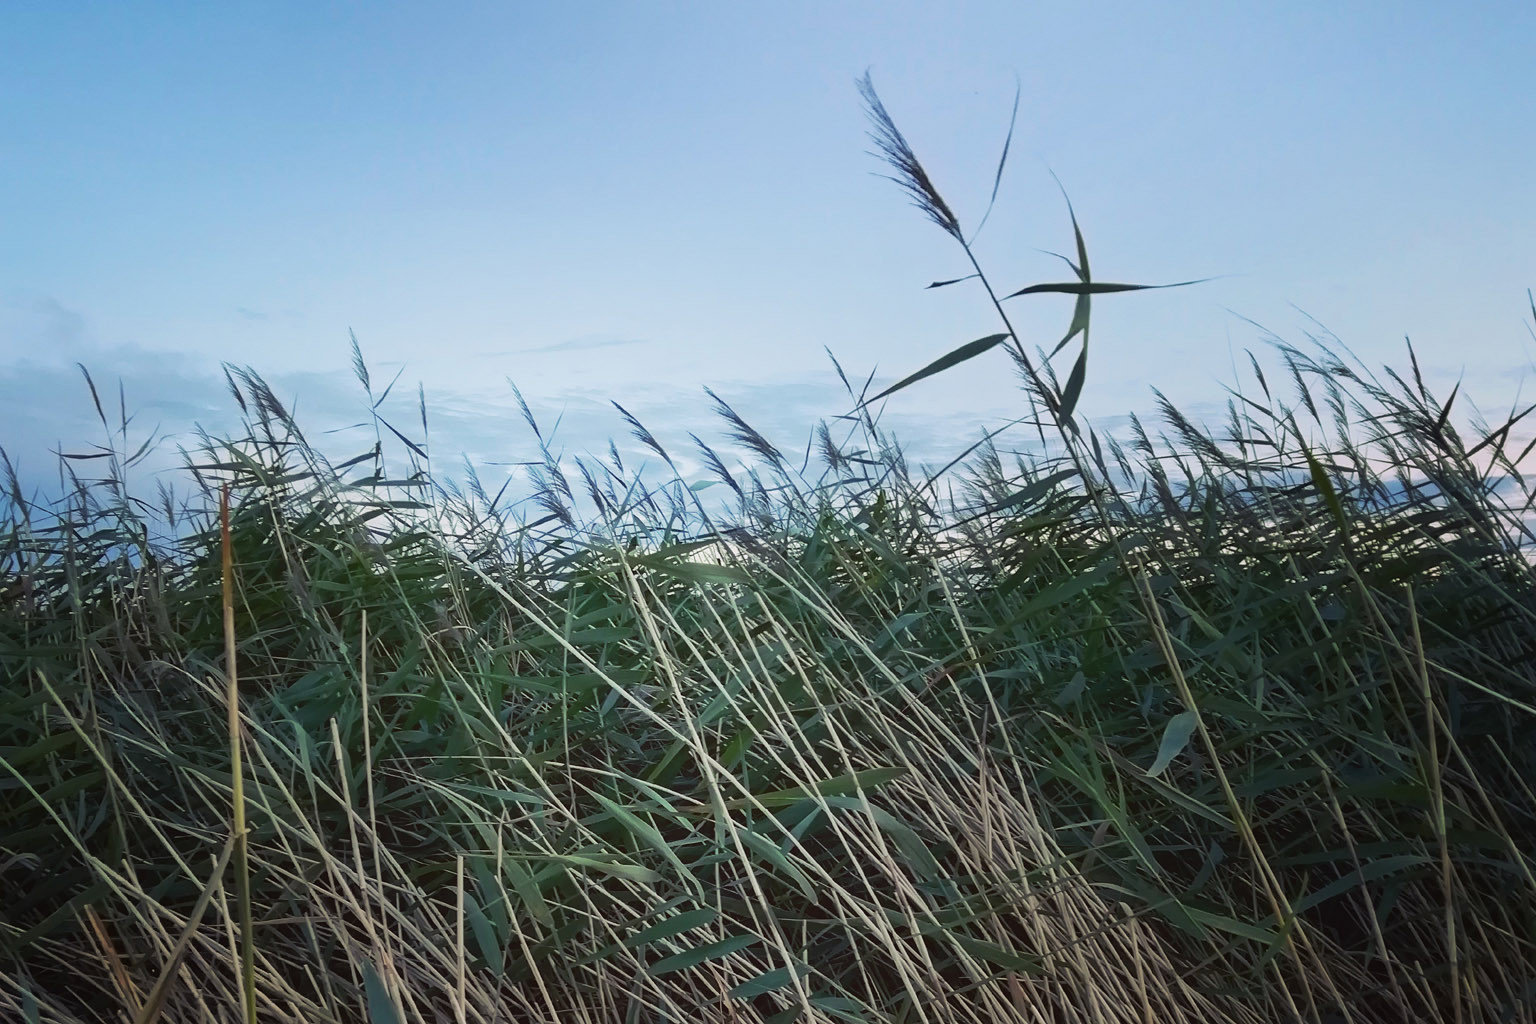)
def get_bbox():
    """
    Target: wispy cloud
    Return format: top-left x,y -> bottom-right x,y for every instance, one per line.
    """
35,296 -> 88,350
484,337 -> 649,358
0,295 -> 90,363
235,306 -> 269,321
